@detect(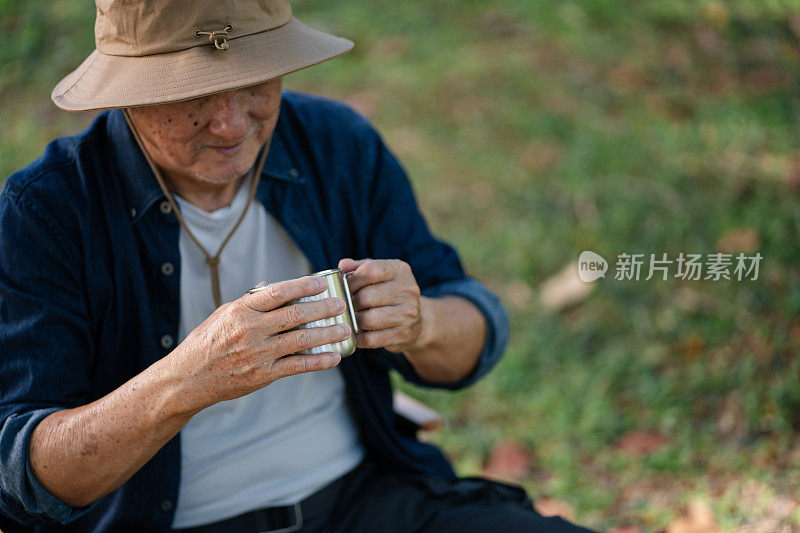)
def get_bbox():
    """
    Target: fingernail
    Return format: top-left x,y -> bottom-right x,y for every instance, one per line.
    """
338,324 -> 351,336
315,277 -> 325,289
329,353 -> 342,366
336,298 -> 345,311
